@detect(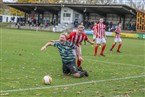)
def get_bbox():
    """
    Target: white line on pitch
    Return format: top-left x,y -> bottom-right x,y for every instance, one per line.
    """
84,58 -> 144,68
0,75 -> 145,93
107,54 -> 144,57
